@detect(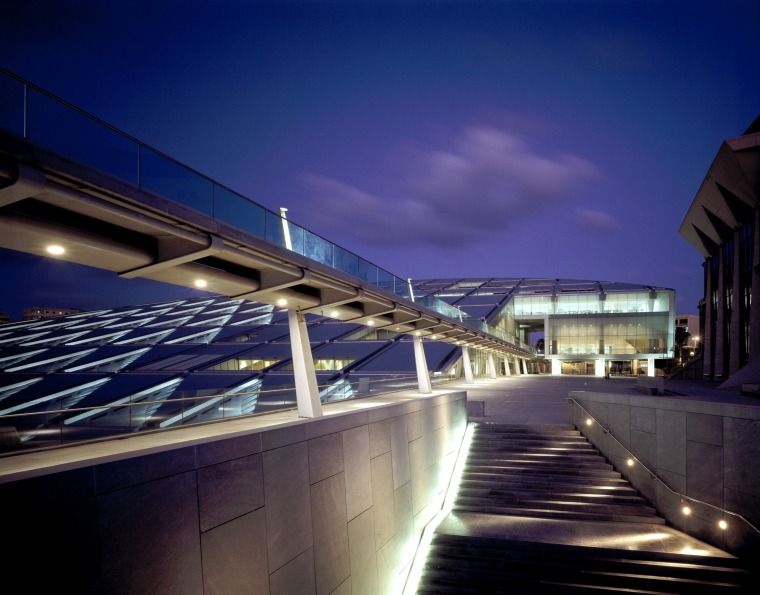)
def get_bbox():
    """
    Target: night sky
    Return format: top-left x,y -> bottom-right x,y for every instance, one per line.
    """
1,0 -> 758,321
